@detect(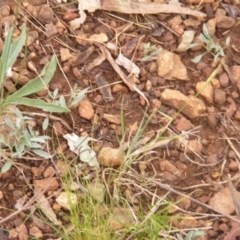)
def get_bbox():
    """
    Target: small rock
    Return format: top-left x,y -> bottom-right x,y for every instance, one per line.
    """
195,81 -> 213,103
206,18 -> 216,36
231,65 -> 240,92
160,160 -> 182,176
56,160 -> 70,175
176,196 -> 191,210
89,33 -> 108,43
46,23 -> 58,38
112,84 -> 128,93
175,117 -> 193,132
156,49 -> 189,81
29,227 -> 43,238
176,30 -> 195,52
211,78 -> 220,89
0,5 -> 10,17
215,16 -> 235,29
219,72 -> 229,87
228,160 -> 238,171
98,147 -> 123,166
108,207 -> 135,231
75,30 -> 88,46
53,121 -> 63,136
27,30 -> 38,46
43,166 -> 55,178
206,153 -> 218,164
103,114 -> 121,125
37,5 -> 54,24
186,139 -> 202,155
214,89 -> 226,105
145,80 -> 152,91
34,178 -> 59,191
31,167 -> 43,177
60,48 -> 72,62
78,99 -> 94,120
151,99 -> 161,110
56,192 -> 78,210
209,187 -> 240,215
18,224 -> 28,240
161,89 -> 206,119
11,72 -> 29,85
202,66 -> 213,78
207,113 -> 218,129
